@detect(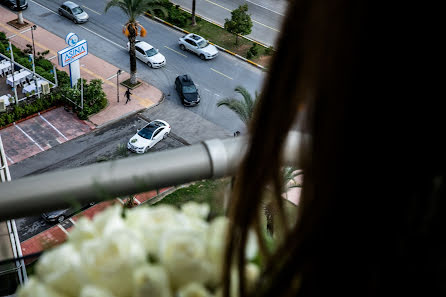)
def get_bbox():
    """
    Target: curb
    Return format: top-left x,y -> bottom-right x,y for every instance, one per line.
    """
144,13 -> 267,70
0,104 -> 61,131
